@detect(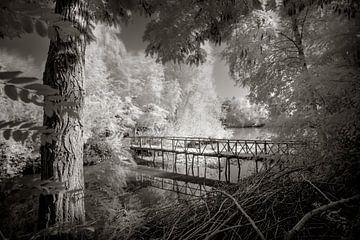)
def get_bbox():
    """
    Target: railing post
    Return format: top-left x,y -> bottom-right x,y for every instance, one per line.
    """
255,141 -> 258,156
264,141 -> 267,155
198,139 -> 201,153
